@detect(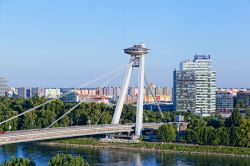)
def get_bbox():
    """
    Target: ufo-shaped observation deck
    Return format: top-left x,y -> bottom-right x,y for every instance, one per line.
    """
124,43 -> 150,56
